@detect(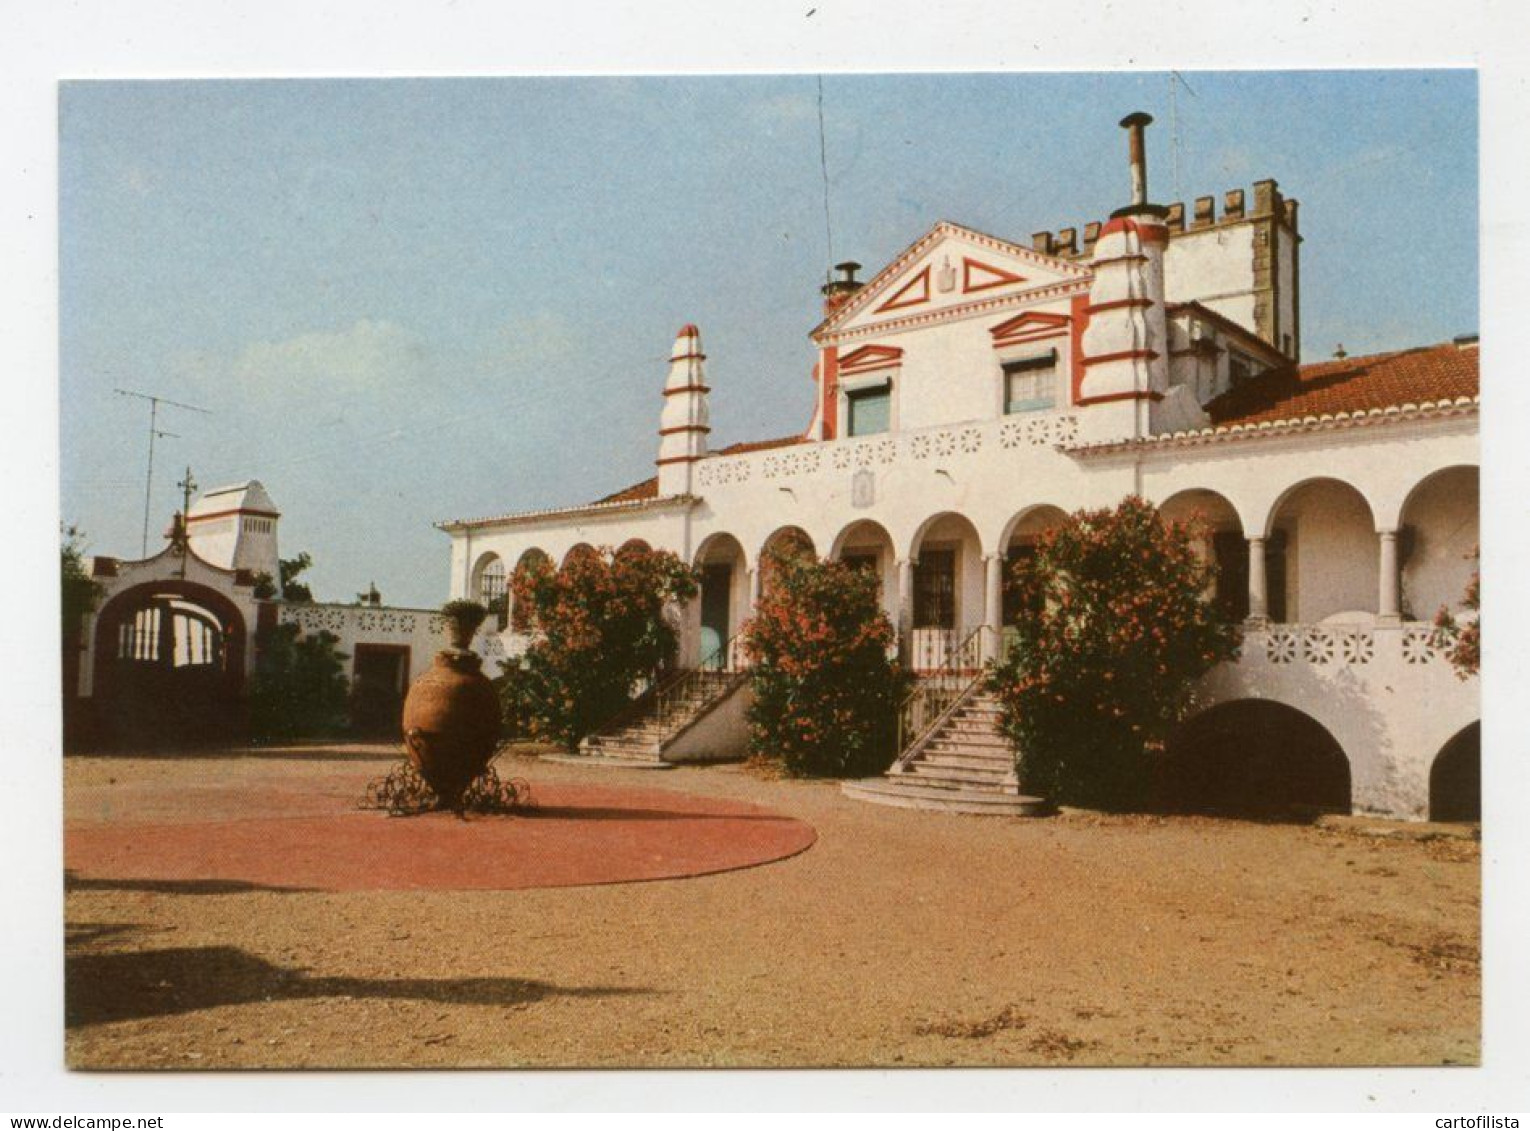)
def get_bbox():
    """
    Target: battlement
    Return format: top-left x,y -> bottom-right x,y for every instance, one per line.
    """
1031,179 -> 1300,260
